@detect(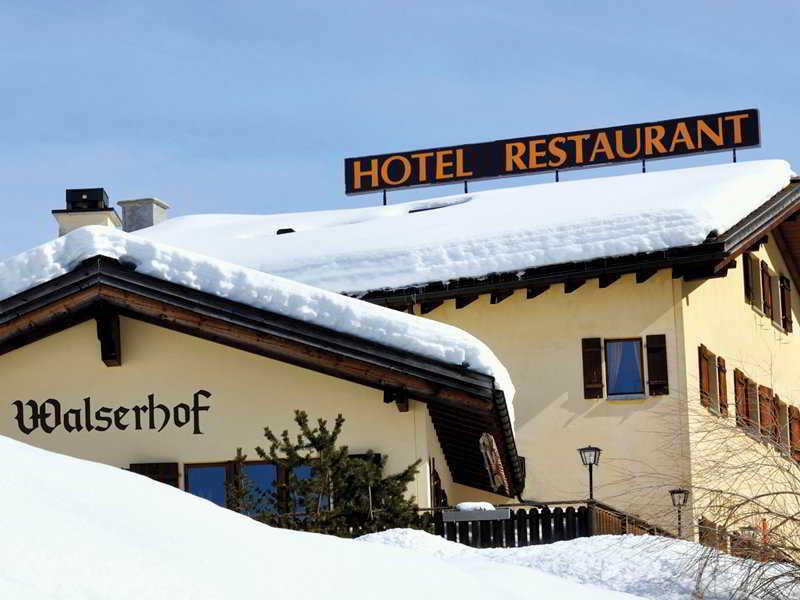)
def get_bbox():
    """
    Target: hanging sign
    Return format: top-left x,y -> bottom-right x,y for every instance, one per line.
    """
344,109 -> 760,194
